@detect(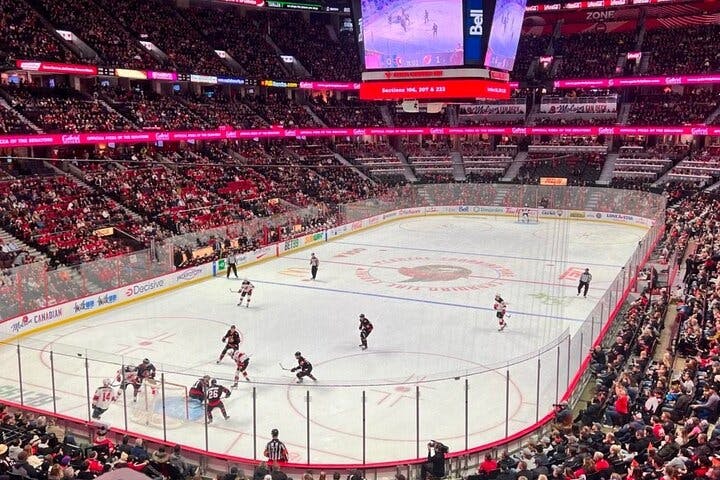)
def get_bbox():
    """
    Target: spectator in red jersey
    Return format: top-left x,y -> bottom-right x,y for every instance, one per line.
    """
604,385 -> 630,426
478,454 -> 498,475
